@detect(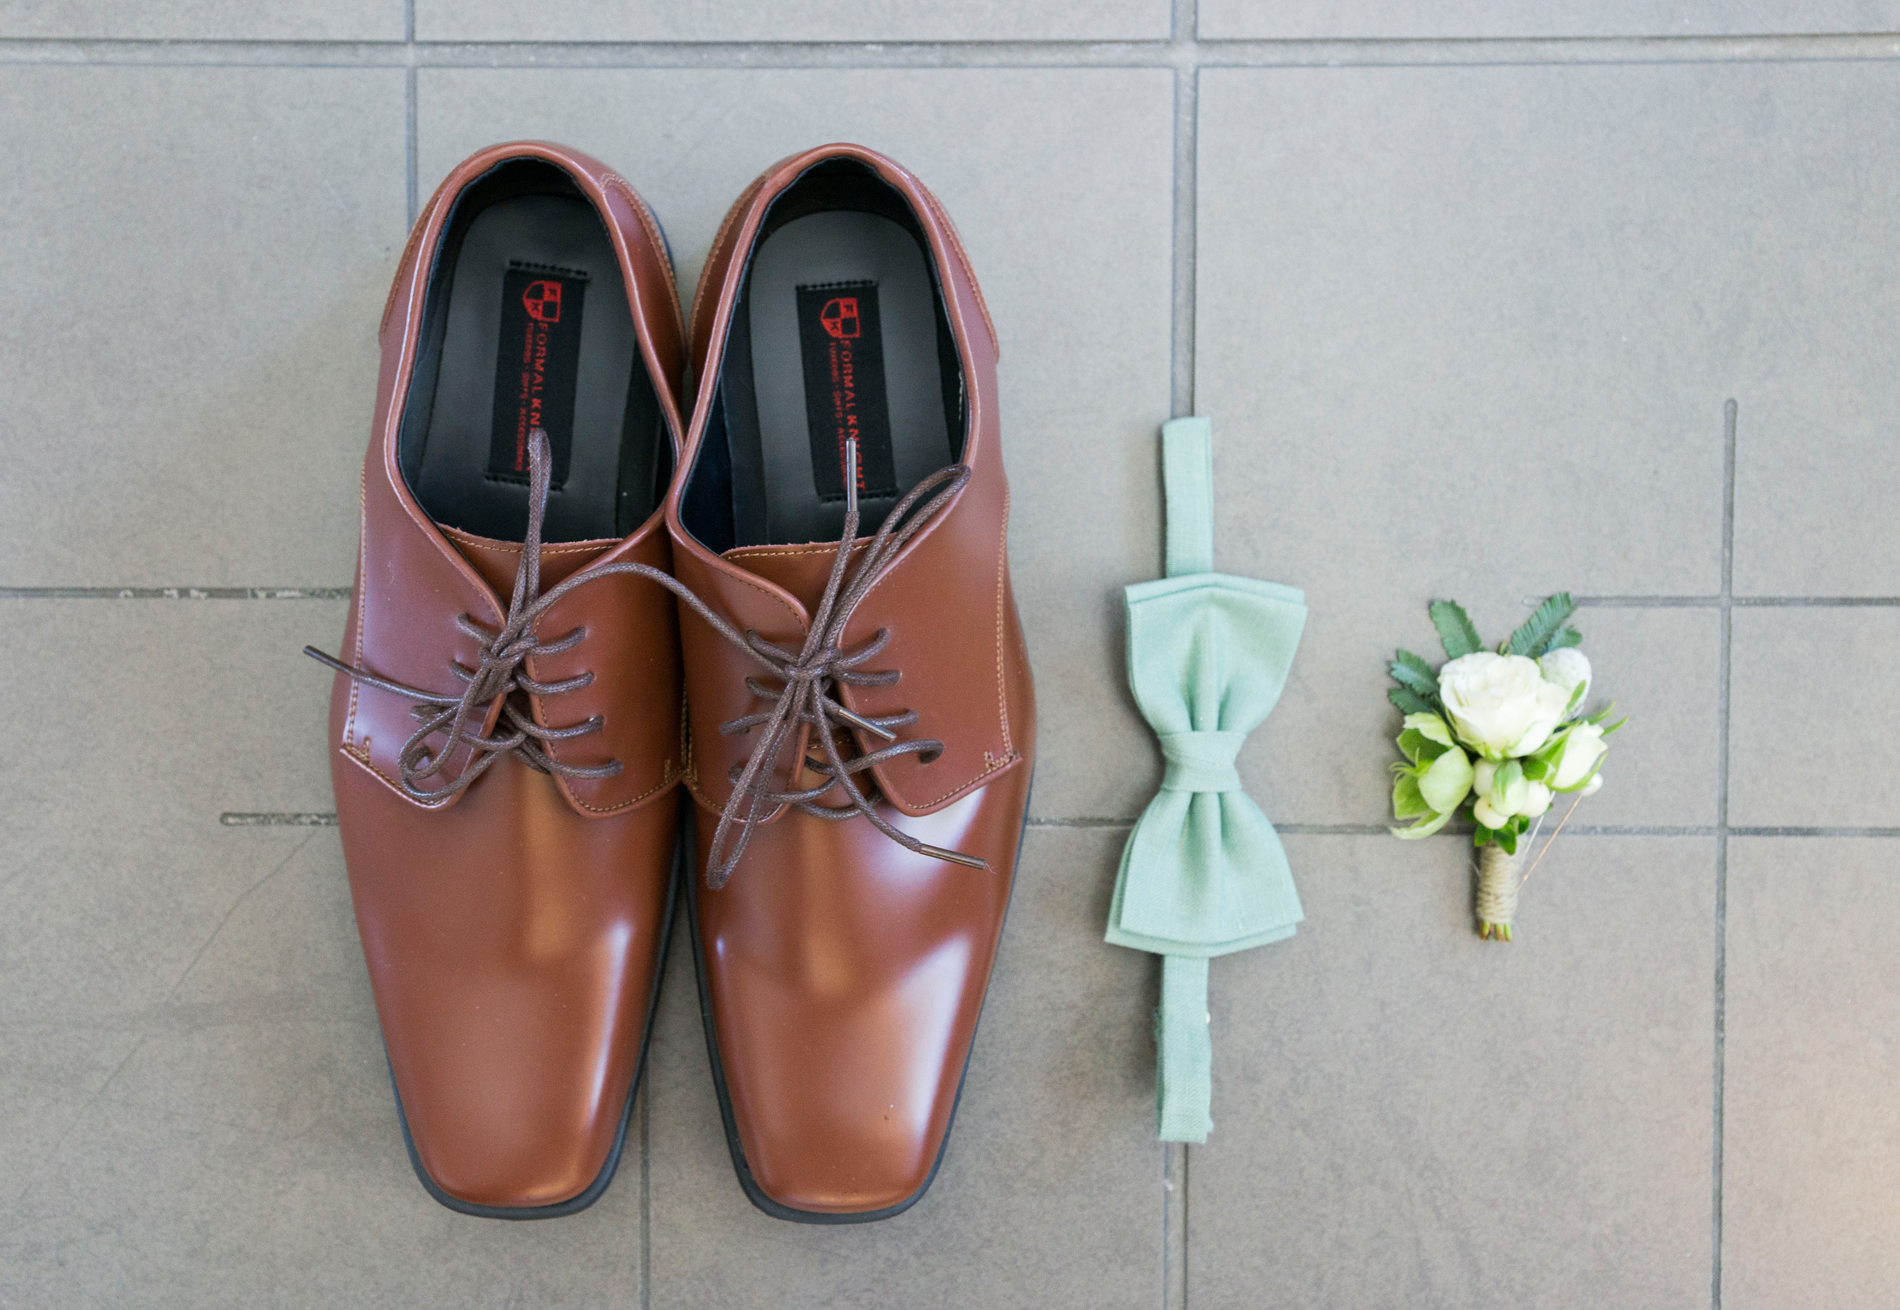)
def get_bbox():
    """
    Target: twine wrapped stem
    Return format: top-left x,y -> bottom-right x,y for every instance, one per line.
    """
1475,843 -> 1522,941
